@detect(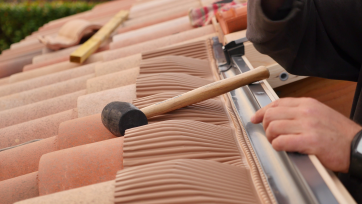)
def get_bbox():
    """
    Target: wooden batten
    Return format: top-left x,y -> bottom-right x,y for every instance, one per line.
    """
70,10 -> 129,63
